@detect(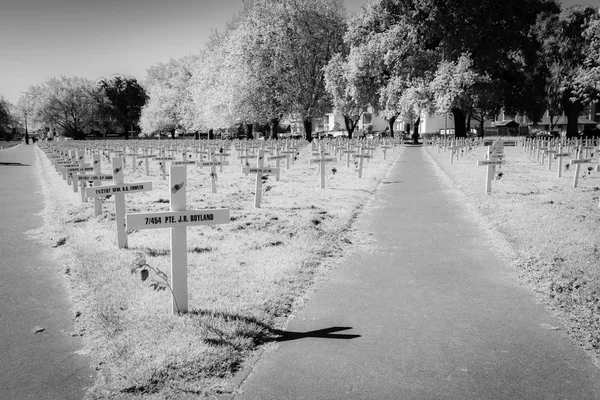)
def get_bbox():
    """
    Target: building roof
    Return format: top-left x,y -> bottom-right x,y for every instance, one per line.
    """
530,116 -> 598,126
492,120 -> 520,127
